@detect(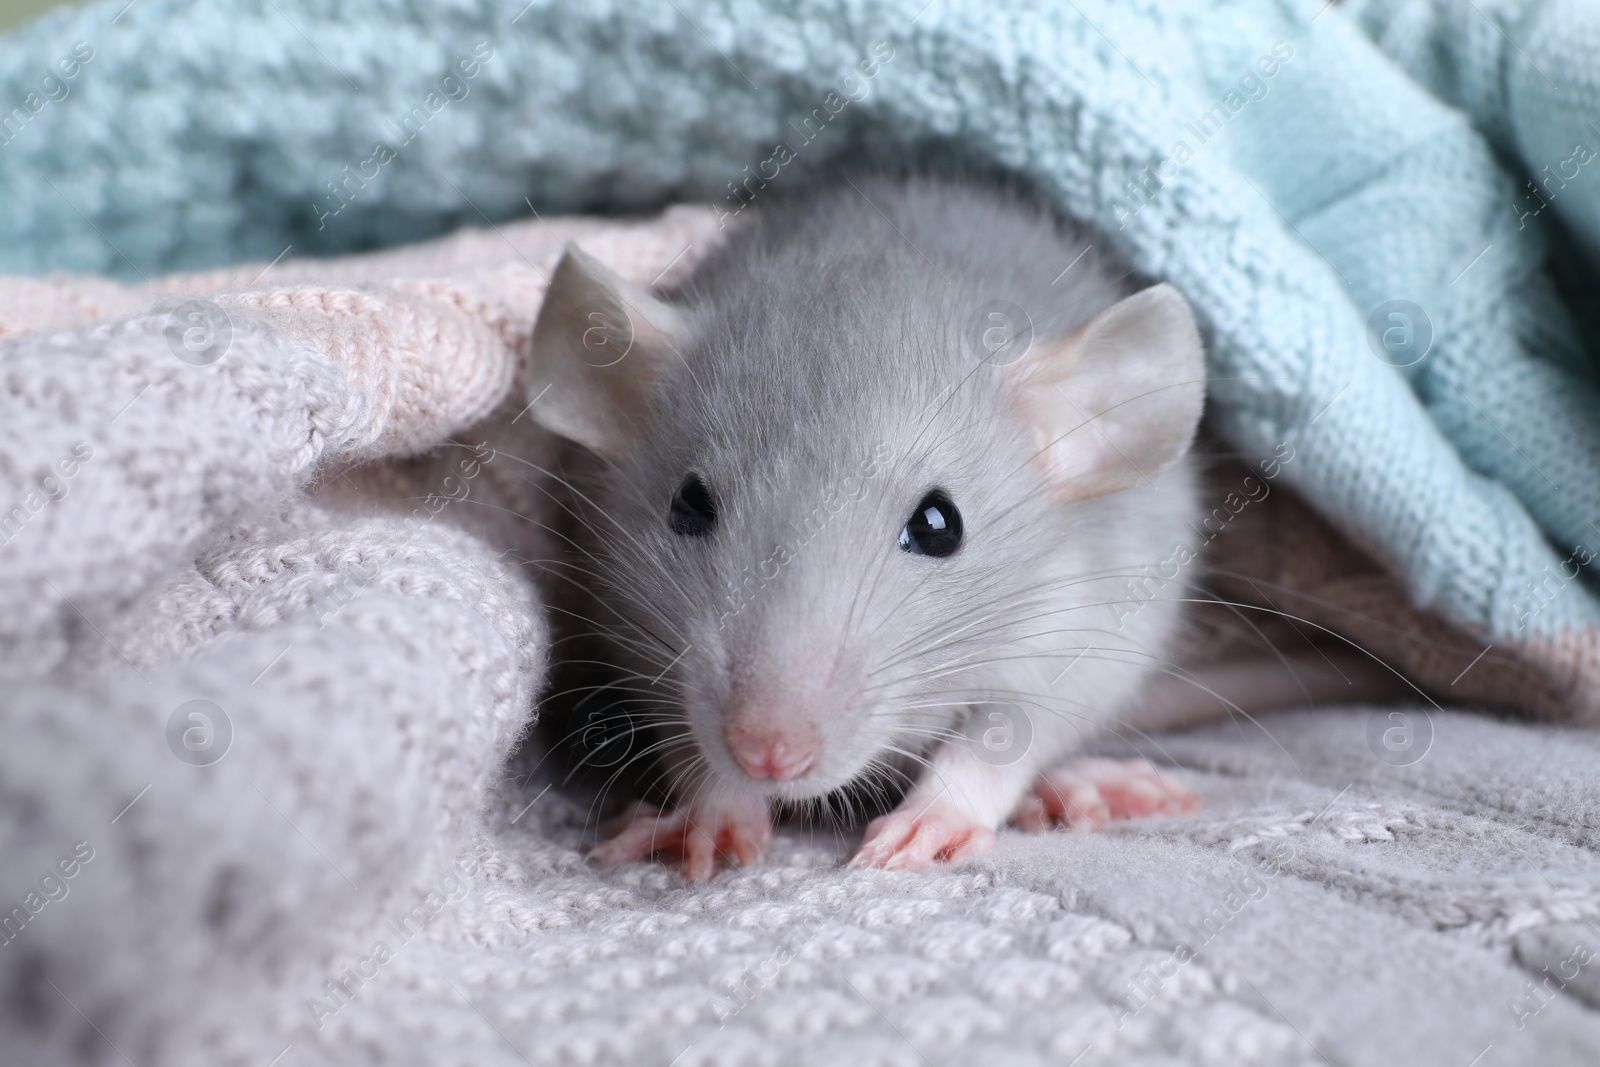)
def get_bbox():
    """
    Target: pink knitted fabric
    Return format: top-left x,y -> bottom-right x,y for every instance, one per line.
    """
1,204 -> 724,458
